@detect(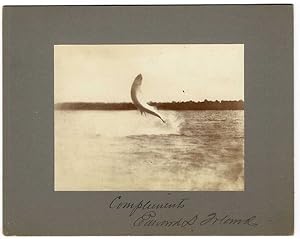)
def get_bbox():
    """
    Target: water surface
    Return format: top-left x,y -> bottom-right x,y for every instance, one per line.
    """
55,110 -> 244,191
